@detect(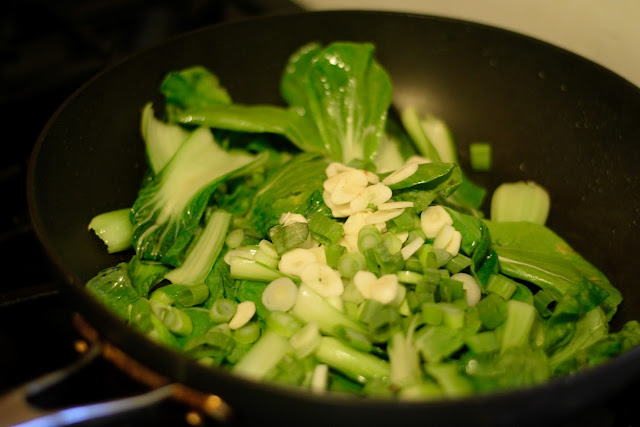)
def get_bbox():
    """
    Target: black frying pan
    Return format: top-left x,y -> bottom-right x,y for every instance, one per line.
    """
26,10 -> 640,427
